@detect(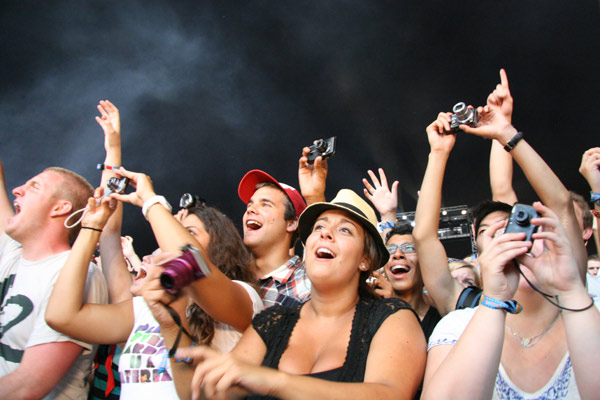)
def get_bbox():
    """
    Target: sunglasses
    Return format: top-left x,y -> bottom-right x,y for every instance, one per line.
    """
386,243 -> 416,254
179,193 -> 206,210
